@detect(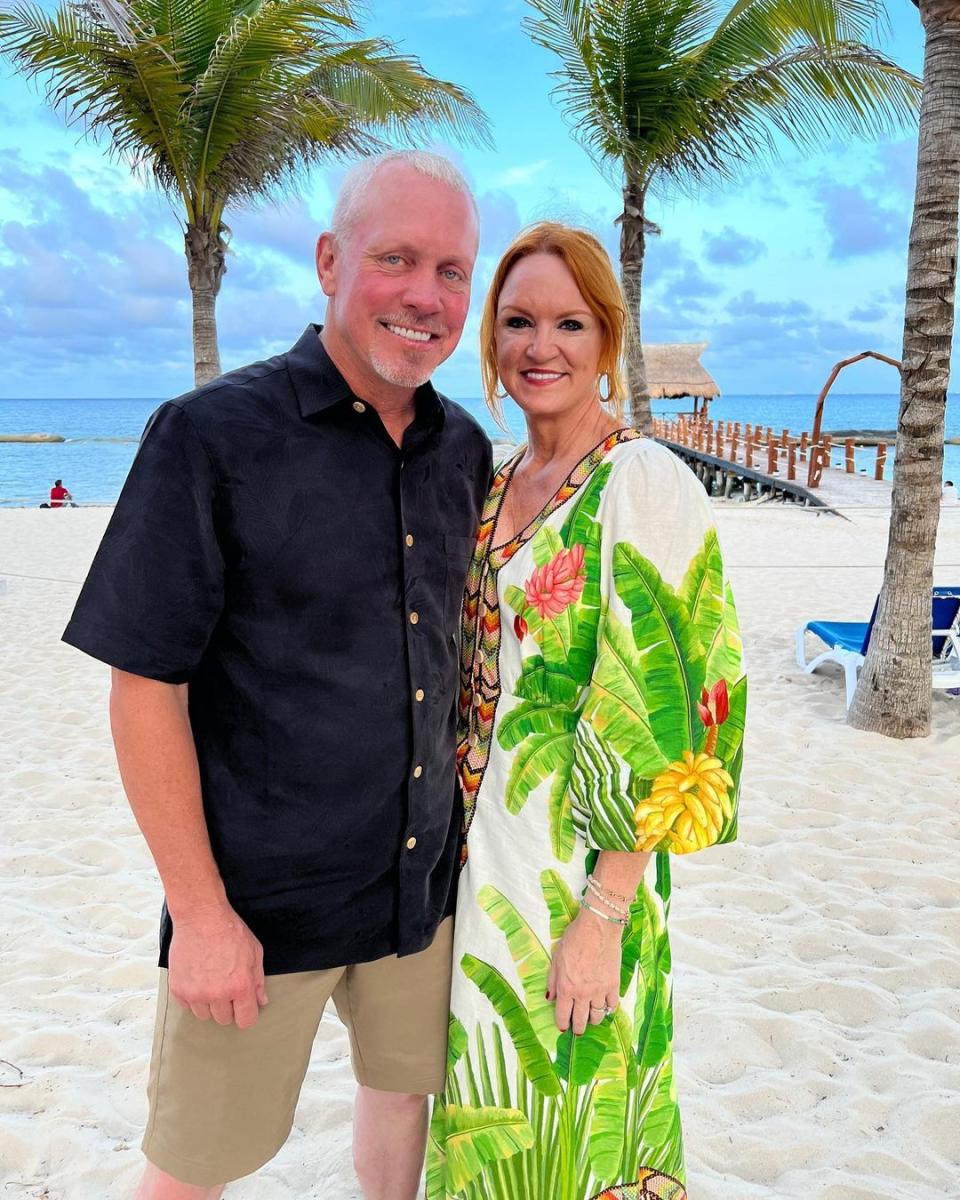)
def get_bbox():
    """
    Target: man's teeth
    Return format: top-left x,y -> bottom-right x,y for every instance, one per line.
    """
525,371 -> 562,381
386,324 -> 432,343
